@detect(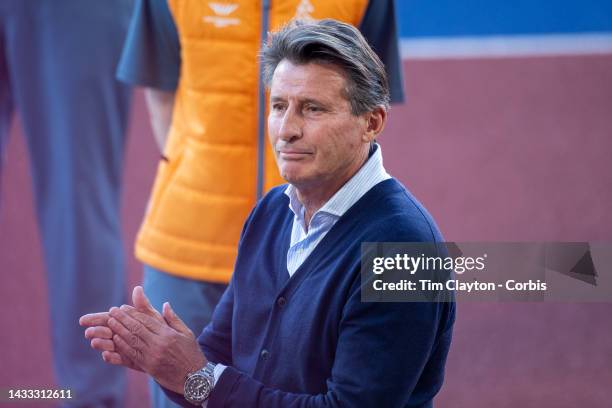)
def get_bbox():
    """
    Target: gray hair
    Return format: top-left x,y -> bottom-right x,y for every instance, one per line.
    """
260,19 -> 390,115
